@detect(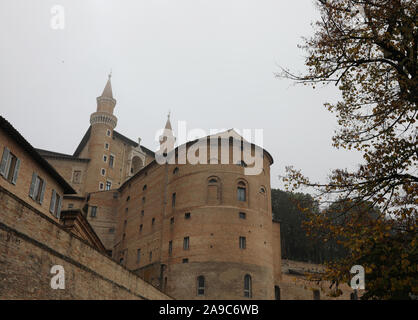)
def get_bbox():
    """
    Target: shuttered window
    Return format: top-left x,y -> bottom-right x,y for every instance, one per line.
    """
29,173 -> 46,204
49,189 -> 62,219
0,147 -> 20,185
